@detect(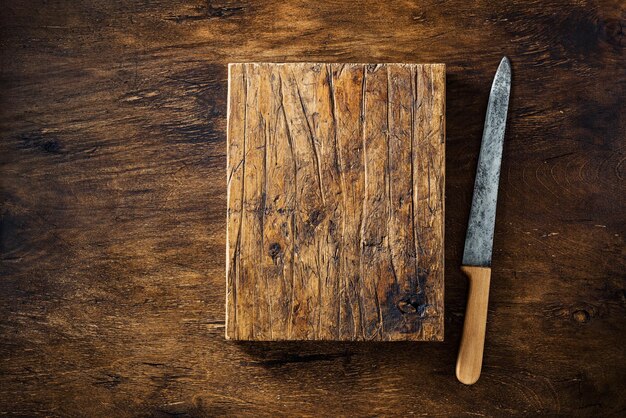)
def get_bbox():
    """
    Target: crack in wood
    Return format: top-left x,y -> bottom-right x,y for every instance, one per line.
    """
358,66 -> 368,339
278,72 -> 297,340
294,77 -> 326,205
